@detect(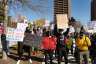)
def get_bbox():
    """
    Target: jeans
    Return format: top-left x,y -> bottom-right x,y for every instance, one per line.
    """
80,51 -> 90,64
1,40 -> 9,54
74,47 -> 80,64
18,42 -> 32,60
44,50 -> 54,64
57,48 -> 68,64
